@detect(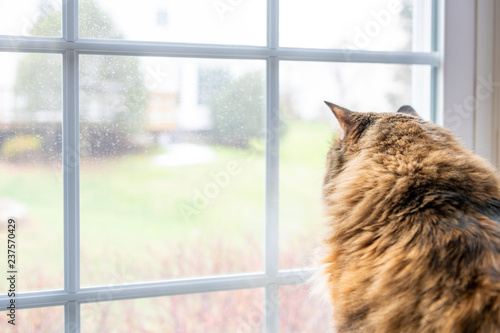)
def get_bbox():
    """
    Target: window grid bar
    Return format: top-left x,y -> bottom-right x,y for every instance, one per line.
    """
0,269 -> 316,310
267,0 -> 278,50
430,0 -> 439,123
265,57 -> 280,332
0,37 -> 440,65
63,48 -> 80,333
62,31 -> 80,297
265,0 -> 280,330
63,0 -> 77,42
65,301 -> 79,333
63,1 -> 80,332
